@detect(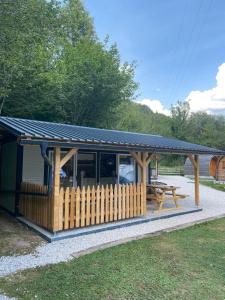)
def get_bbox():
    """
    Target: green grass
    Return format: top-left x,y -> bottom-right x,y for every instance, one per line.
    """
199,179 -> 225,192
1,218 -> 225,299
